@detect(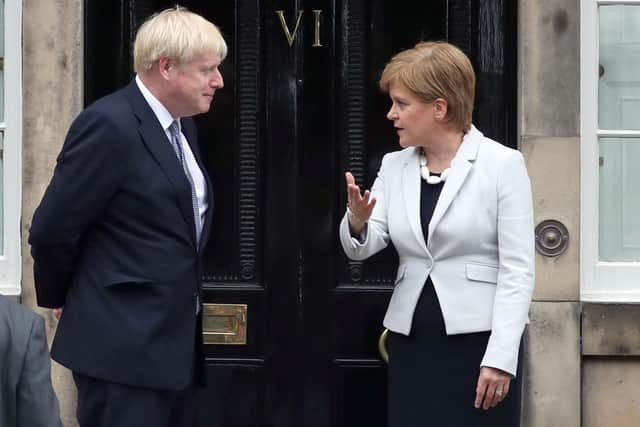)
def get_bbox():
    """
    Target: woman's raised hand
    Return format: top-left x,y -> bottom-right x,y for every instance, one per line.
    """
345,172 -> 376,233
